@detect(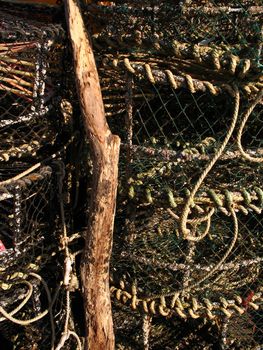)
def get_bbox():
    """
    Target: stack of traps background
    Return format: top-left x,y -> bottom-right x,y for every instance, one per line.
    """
85,1 -> 262,348
0,1 -> 262,349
